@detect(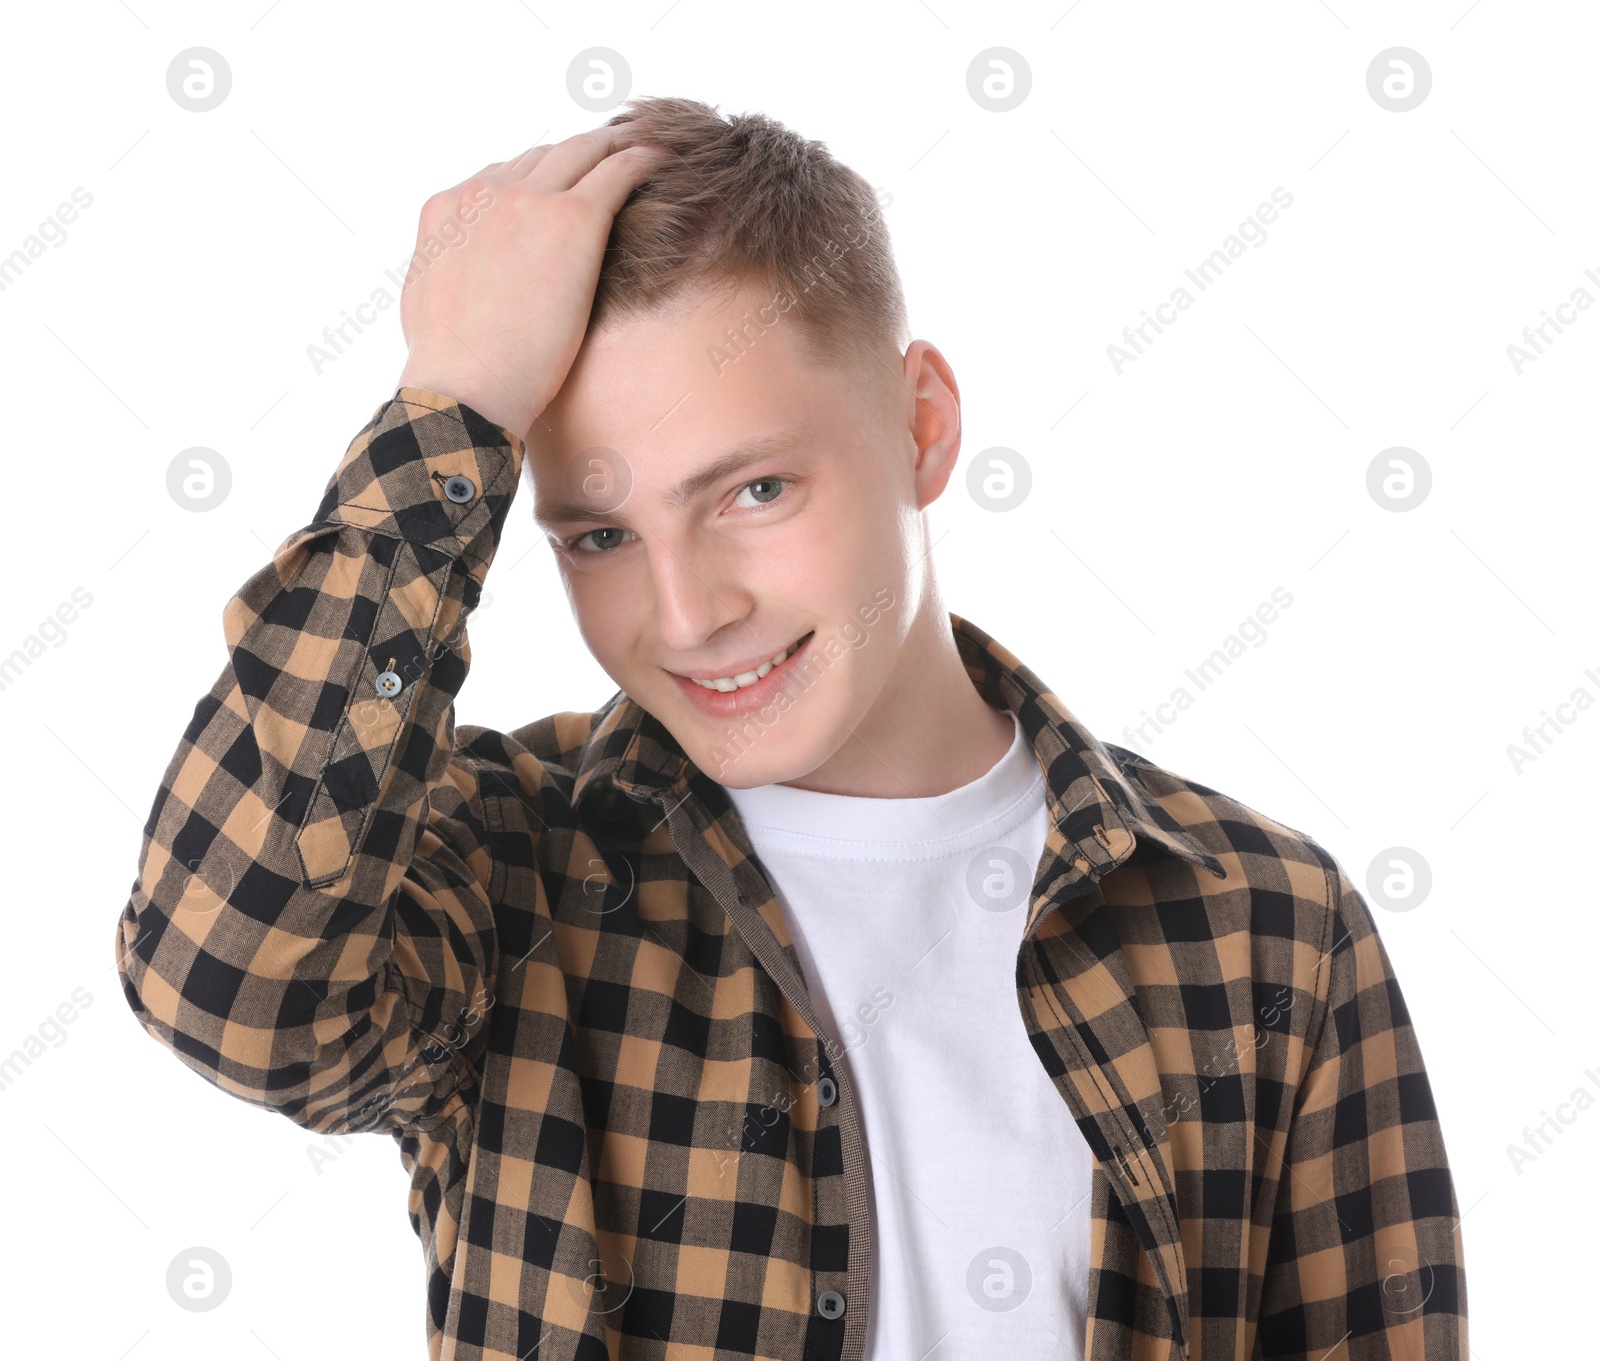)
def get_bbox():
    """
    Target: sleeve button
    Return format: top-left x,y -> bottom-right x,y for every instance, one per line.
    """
376,670 -> 403,698
443,474 -> 477,504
